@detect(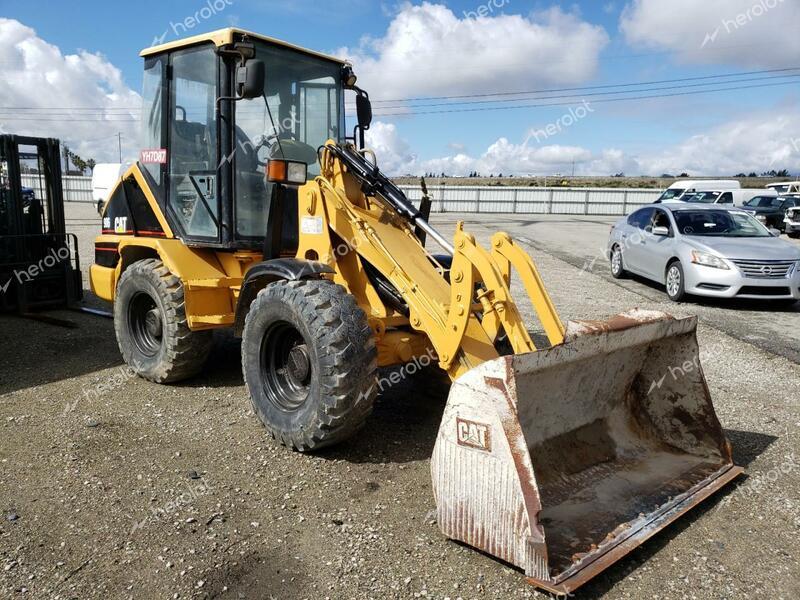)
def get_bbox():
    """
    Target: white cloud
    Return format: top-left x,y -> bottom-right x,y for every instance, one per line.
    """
0,19 -> 141,166
367,101 -> 800,176
337,3 -> 609,100
620,0 -> 800,67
